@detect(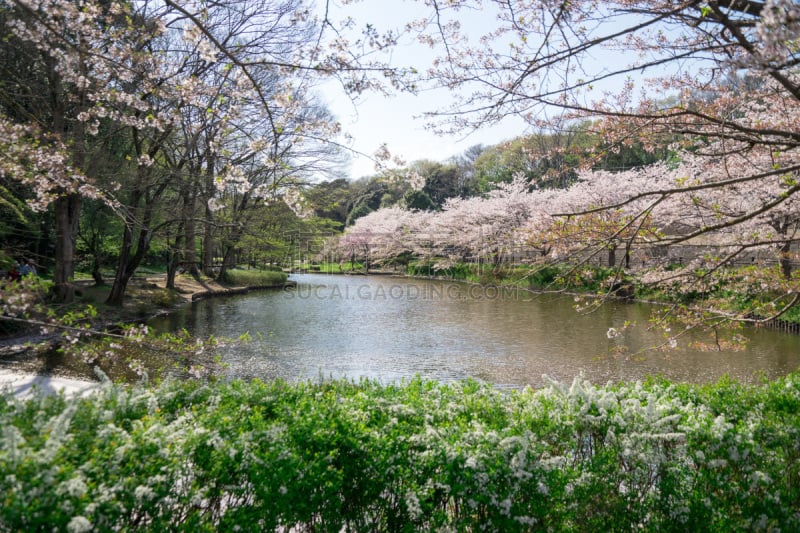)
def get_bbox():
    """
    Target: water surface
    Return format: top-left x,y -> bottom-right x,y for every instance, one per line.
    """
150,274 -> 800,387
